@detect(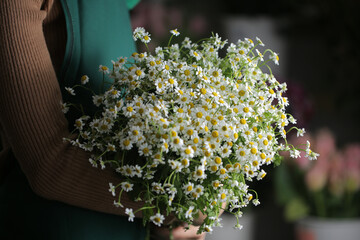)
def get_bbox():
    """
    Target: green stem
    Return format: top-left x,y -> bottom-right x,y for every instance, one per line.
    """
145,223 -> 151,240
169,225 -> 174,240
168,35 -> 174,47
